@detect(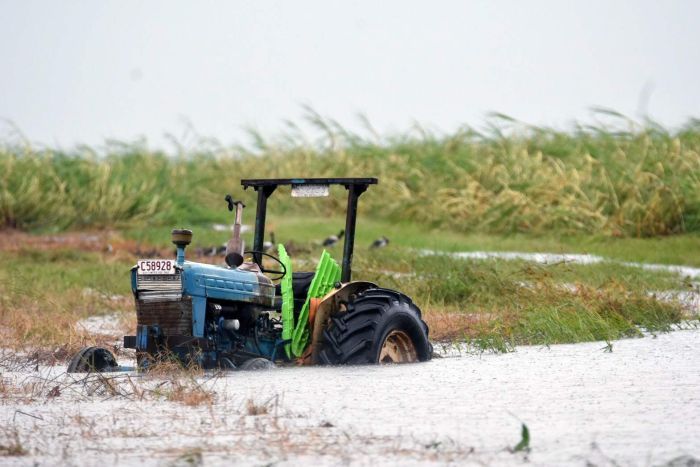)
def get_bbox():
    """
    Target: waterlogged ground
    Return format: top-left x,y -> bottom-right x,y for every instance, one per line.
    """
1,247 -> 699,465
1,329 -> 699,466
422,249 -> 700,281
